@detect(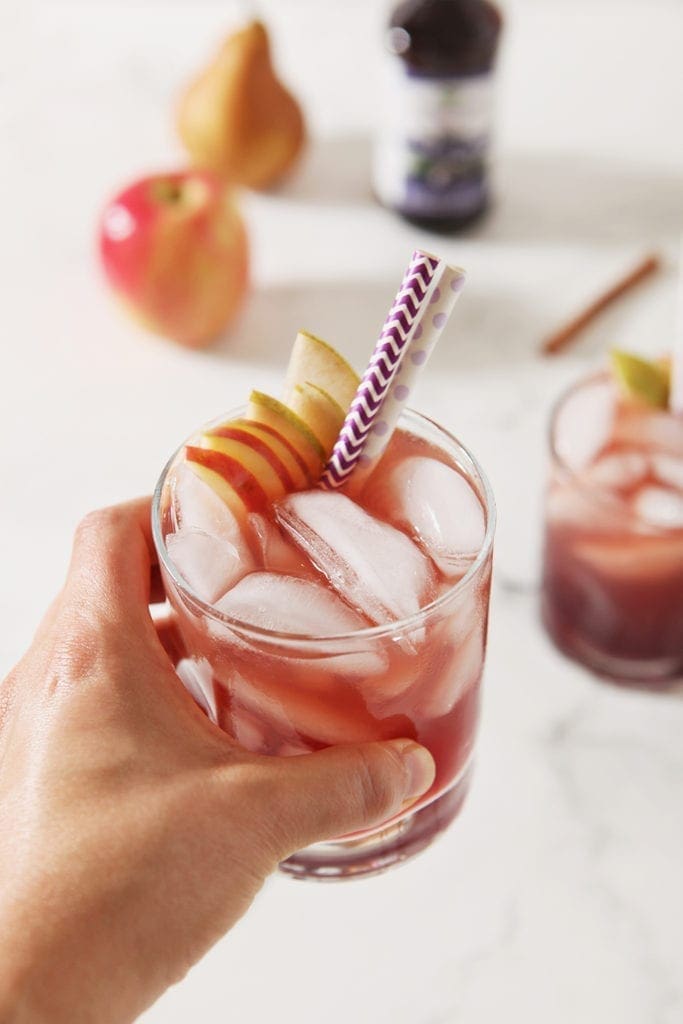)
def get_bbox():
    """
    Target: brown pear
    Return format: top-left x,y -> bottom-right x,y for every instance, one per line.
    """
177,21 -> 305,190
